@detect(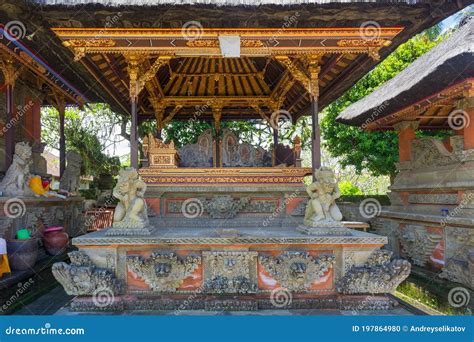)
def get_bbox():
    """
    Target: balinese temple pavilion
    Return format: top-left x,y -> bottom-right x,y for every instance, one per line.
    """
0,1 -> 472,312
337,20 -> 474,290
